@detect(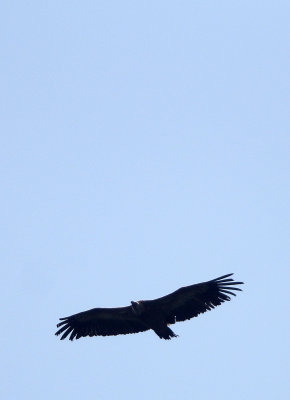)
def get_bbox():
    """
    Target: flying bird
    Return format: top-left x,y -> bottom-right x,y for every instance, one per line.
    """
55,273 -> 243,341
